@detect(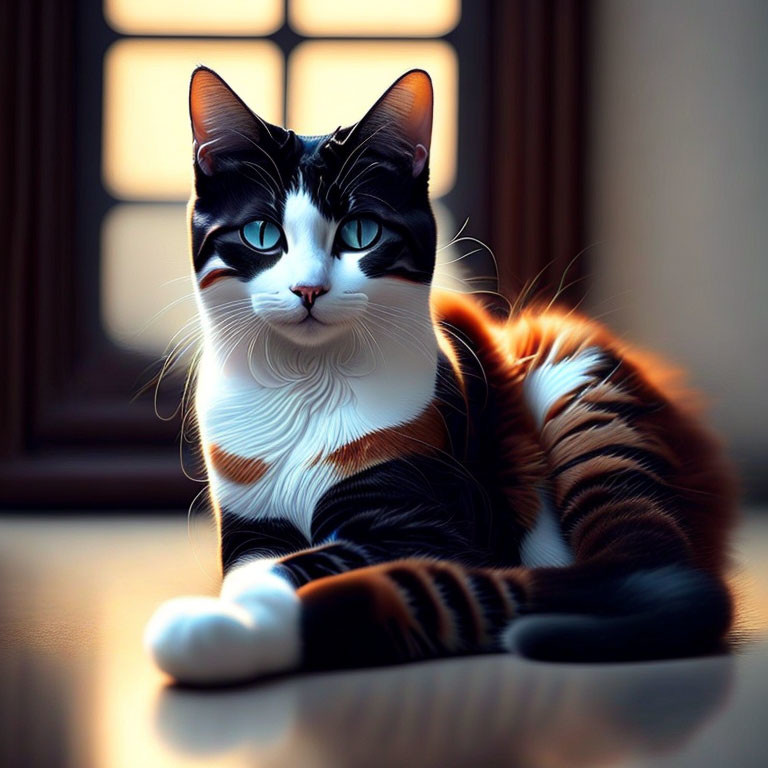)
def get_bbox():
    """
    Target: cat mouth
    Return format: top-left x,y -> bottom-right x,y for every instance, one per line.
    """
268,309 -> 348,346
299,313 -> 326,326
